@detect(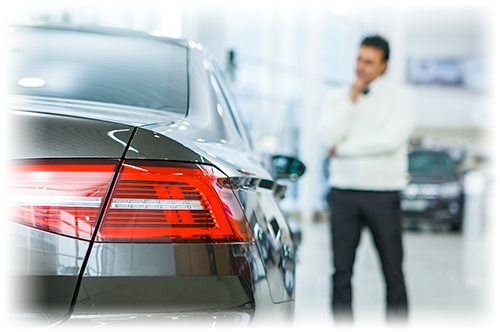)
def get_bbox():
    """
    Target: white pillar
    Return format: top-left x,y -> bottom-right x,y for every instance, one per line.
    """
298,9 -> 325,223
387,9 -> 408,85
259,8 -> 297,156
463,170 -> 485,237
